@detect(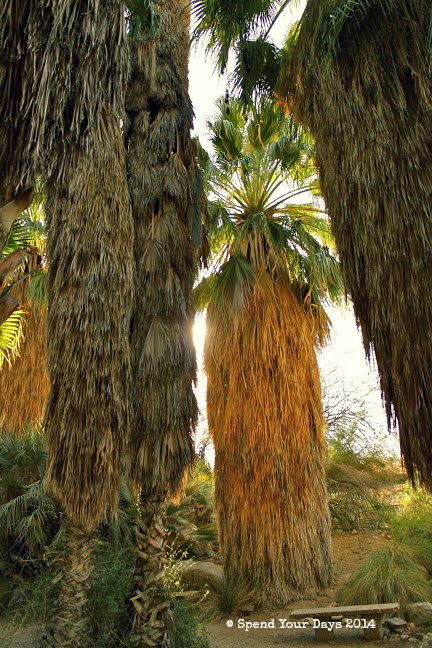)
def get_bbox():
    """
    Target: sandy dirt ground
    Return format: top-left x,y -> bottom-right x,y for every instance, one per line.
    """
0,532 -> 411,648
206,532 -> 401,648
